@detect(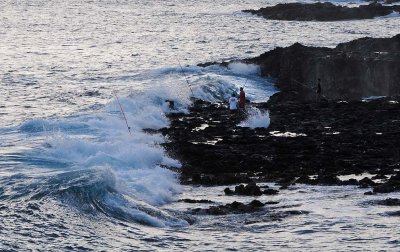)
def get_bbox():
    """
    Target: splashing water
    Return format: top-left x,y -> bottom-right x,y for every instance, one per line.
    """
239,107 -> 270,129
